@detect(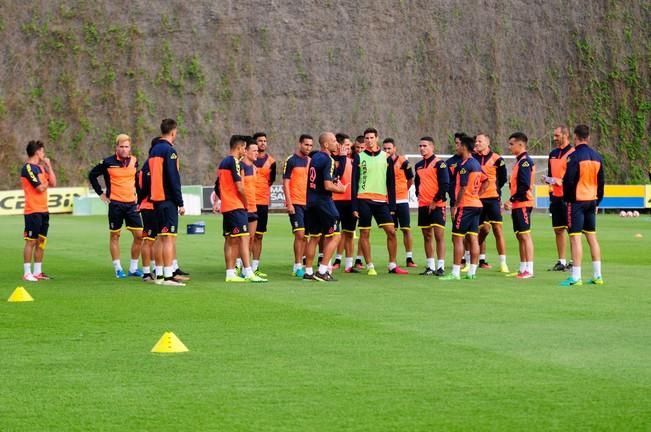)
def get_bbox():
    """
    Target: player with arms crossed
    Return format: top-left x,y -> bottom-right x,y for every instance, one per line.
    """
251,132 -> 276,276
